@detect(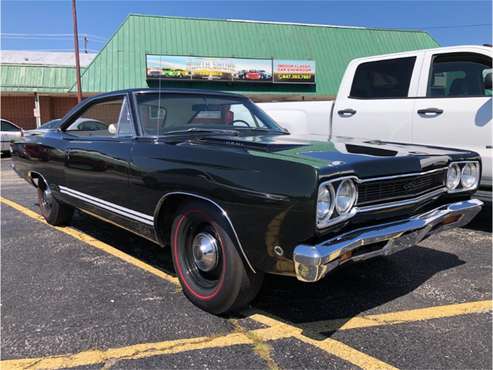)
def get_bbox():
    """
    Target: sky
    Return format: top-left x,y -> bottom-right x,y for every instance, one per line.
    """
1,0 -> 491,53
